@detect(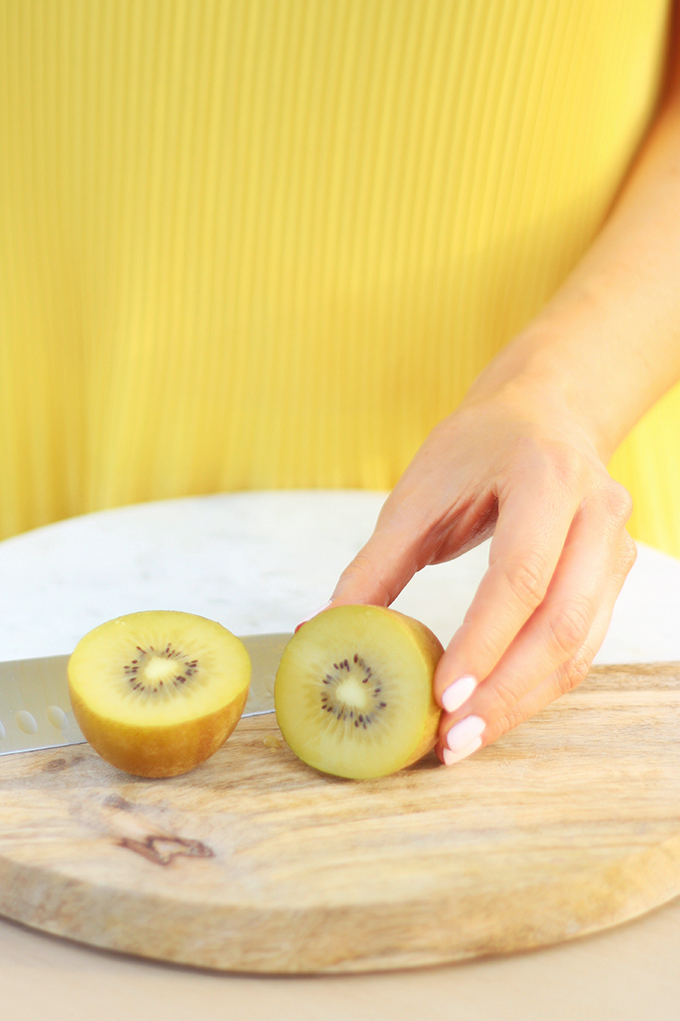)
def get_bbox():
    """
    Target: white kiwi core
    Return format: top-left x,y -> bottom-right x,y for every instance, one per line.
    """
334,676 -> 369,711
144,656 -> 182,683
